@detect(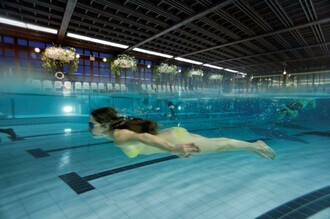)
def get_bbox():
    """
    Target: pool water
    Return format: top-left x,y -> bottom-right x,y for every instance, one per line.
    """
0,92 -> 329,219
